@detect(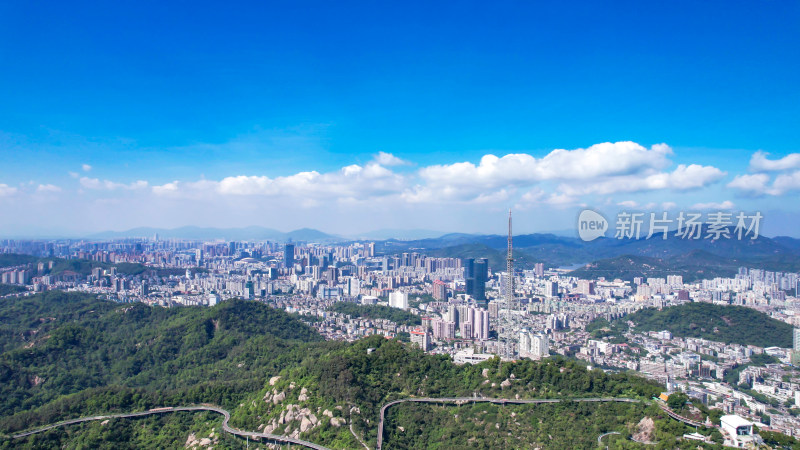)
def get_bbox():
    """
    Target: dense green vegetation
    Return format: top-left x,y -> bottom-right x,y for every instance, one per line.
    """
759,429 -> 800,449
6,410 -> 240,449
570,248 -> 800,283
0,292 -> 323,434
568,251 -> 745,282
617,302 -> 793,348
0,284 -> 25,296
382,400 -> 715,449
229,335 -> 665,448
1,293 -> 726,448
327,302 -> 422,326
0,254 -> 38,268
